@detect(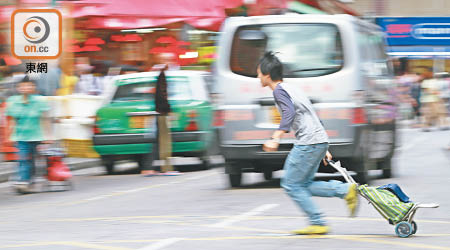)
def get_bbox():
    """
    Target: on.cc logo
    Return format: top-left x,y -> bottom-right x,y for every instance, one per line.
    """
11,9 -> 61,59
23,16 -> 50,44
